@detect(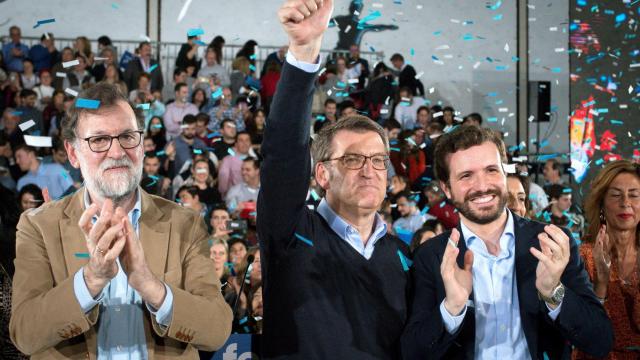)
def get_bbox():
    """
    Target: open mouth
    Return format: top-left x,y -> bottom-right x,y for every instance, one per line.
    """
470,194 -> 496,204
